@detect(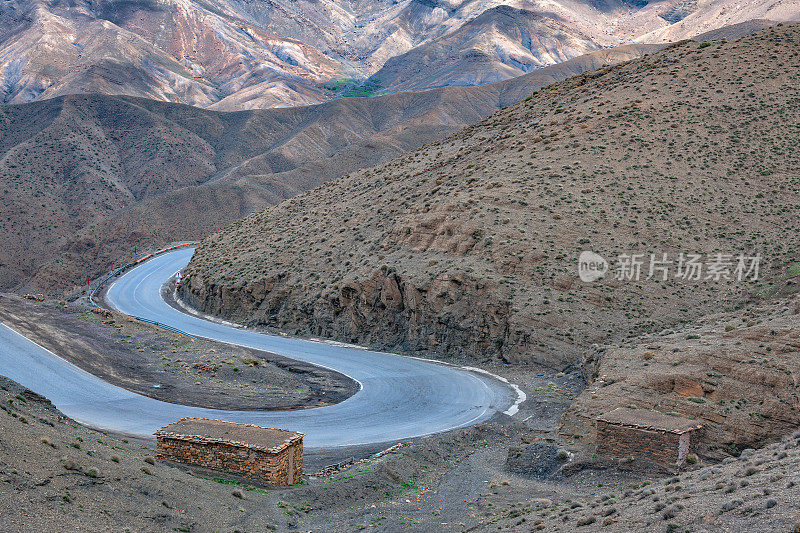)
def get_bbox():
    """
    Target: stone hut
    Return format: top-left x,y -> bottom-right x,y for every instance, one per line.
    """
155,418 -> 304,485
596,407 -> 702,466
